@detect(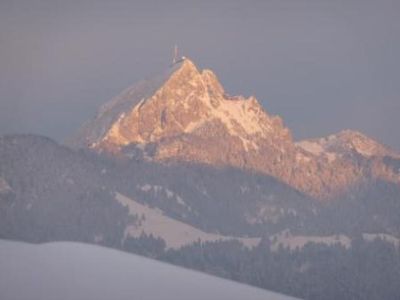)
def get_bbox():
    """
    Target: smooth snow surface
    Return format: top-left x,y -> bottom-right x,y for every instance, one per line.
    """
0,240 -> 298,300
